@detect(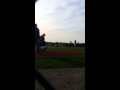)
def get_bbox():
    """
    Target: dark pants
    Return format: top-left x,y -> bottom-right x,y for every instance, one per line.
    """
35,39 -> 40,52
